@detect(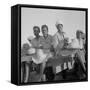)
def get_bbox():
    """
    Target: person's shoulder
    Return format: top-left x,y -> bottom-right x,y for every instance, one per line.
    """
39,36 -> 43,38
48,34 -> 53,40
31,37 -> 36,44
62,32 -> 66,36
53,32 -> 58,38
48,34 -> 53,38
73,38 -> 78,42
39,36 -> 43,40
31,38 -> 35,42
54,32 -> 58,36
31,36 -> 42,41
